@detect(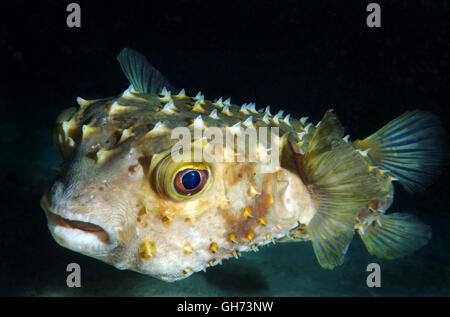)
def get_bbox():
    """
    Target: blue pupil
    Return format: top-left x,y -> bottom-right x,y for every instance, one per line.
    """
182,171 -> 201,190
